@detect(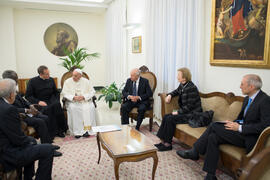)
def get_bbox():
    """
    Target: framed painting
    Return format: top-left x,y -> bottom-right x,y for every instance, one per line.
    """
210,0 -> 270,68
132,36 -> 142,53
